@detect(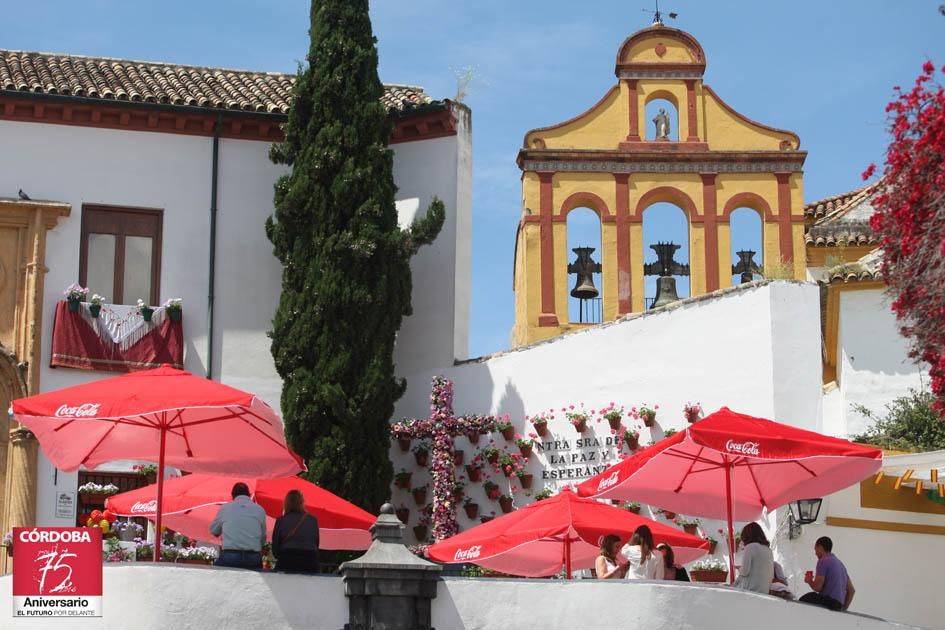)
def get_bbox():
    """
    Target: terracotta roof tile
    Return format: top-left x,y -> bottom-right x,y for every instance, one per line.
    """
820,249 -> 883,284
805,184 -> 879,247
804,185 -> 869,219
0,49 -> 433,115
